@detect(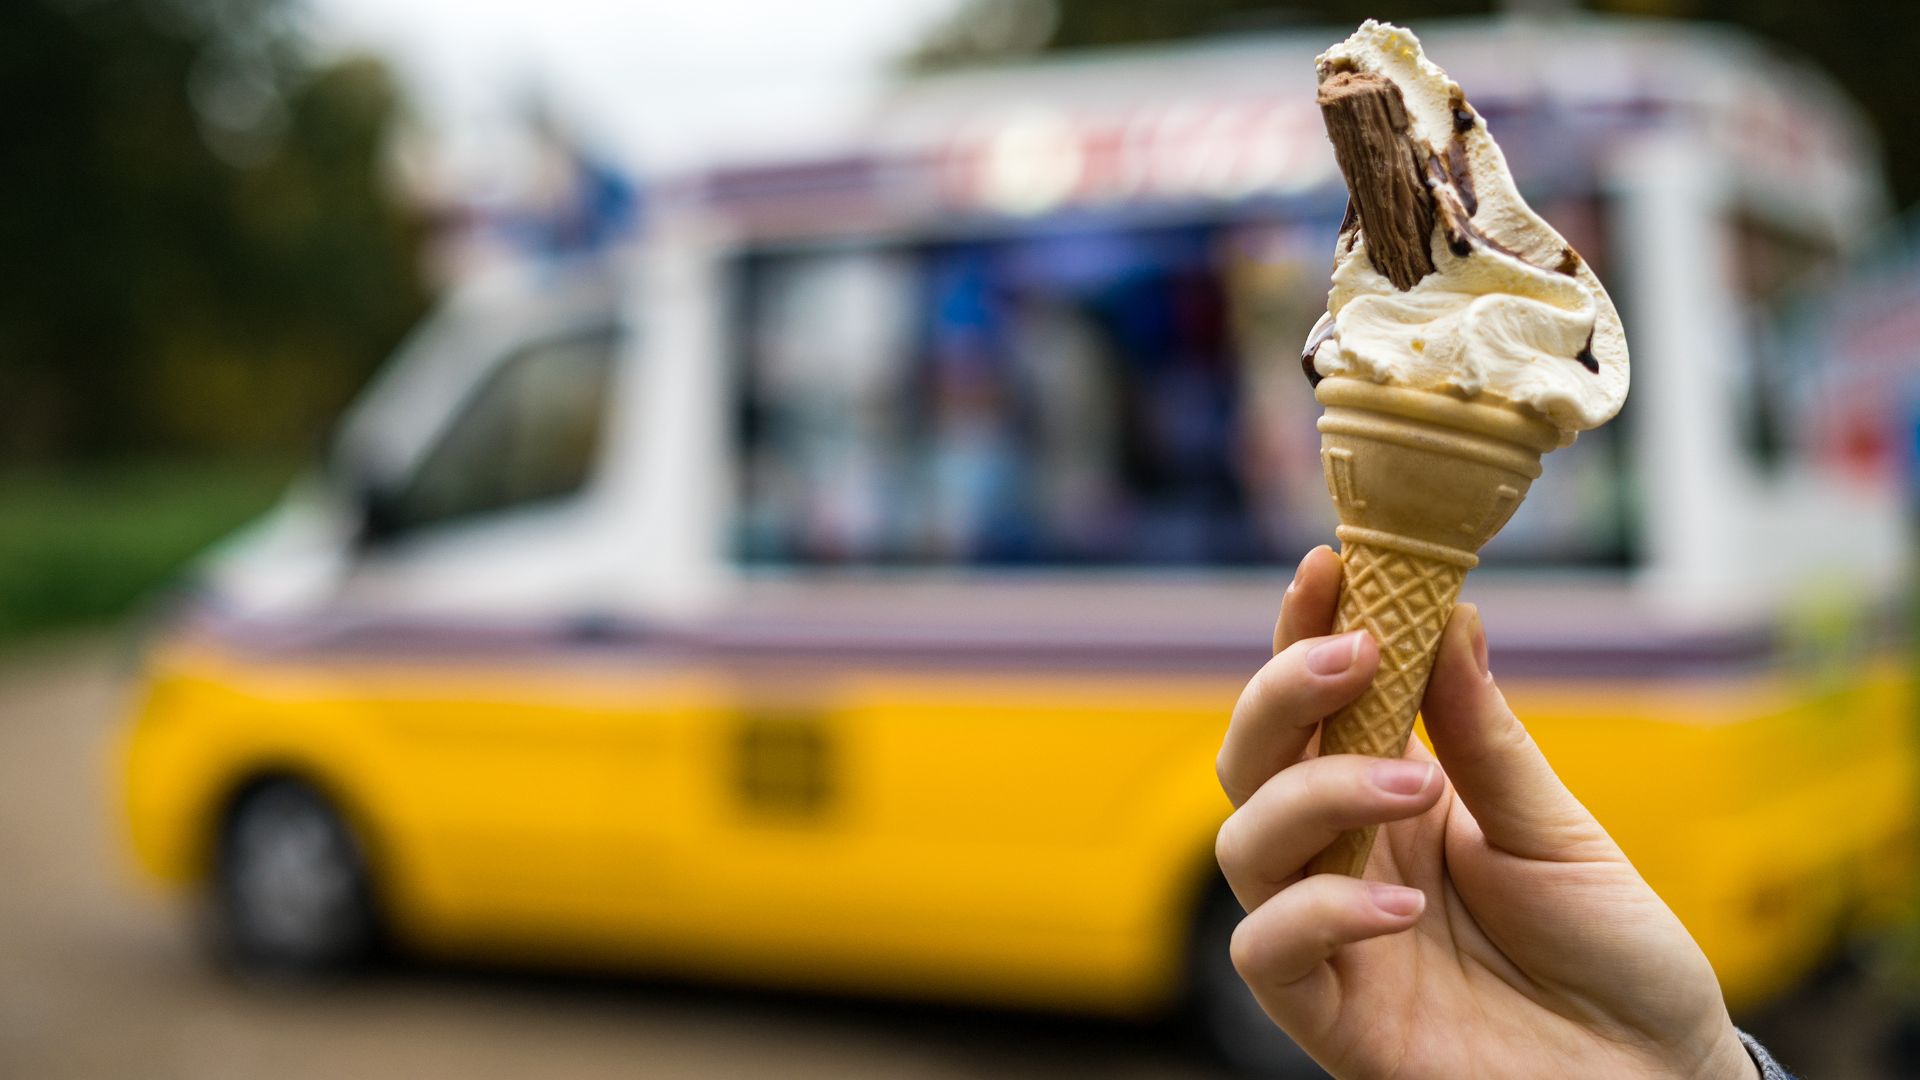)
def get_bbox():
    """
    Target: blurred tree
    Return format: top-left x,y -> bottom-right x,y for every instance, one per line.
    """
914,0 -> 1920,208
0,0 -> 425,463
1631,0 -> 1920,213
